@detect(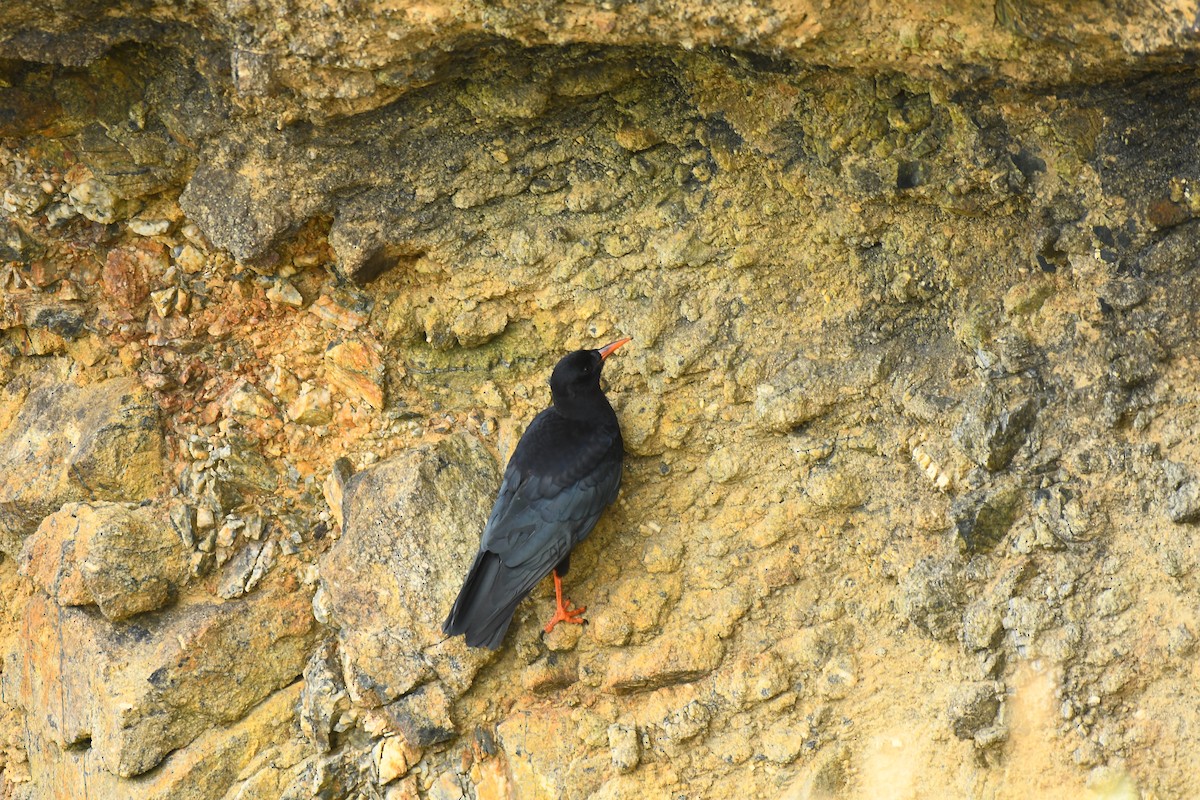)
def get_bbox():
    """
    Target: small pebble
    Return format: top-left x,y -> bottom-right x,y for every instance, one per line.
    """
129,218 -> 172,236
267,279 -> 304,307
